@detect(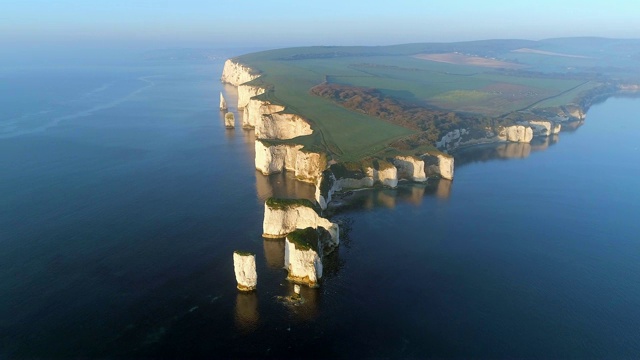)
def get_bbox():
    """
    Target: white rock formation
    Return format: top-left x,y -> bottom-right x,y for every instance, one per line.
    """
233,252 -> 257,291
498,125 -> 533,143
238,84 -> 266,109
221,59 -> 260,87
436,128 -> 470,149
394,156 -> 427,182
255,113 -> 313,140
243,99 -> 284,128
285,233 -> 323,287
529,120 -> 562,136
314,160 -> 400,210
369,161 -> 398,187
263,199 -> 339,246
254,140 -> 326,183
225,112 -> 235,128
423,154 -> 454,180
219,92 -> 227,111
